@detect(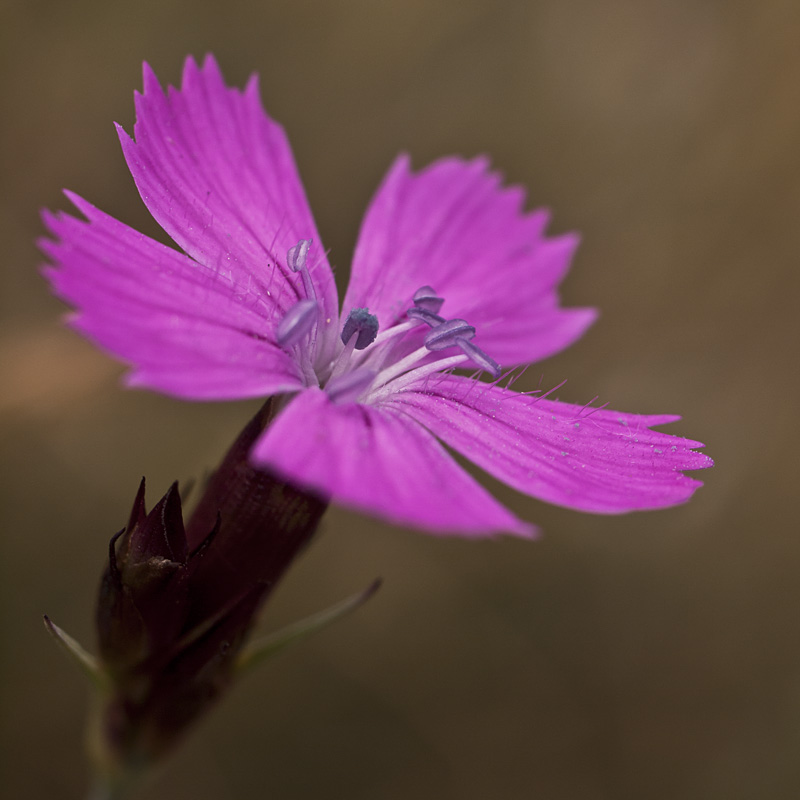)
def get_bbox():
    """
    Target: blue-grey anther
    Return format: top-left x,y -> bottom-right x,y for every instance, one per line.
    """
277,299 -> 318,348
407,307 -> 445,327
287,239 -> 312,272
341,307 -> 379,350
424,318 -> 476,351
412,285 -> 445,314
326,368 -> 377,404
457,337 -> 501,378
